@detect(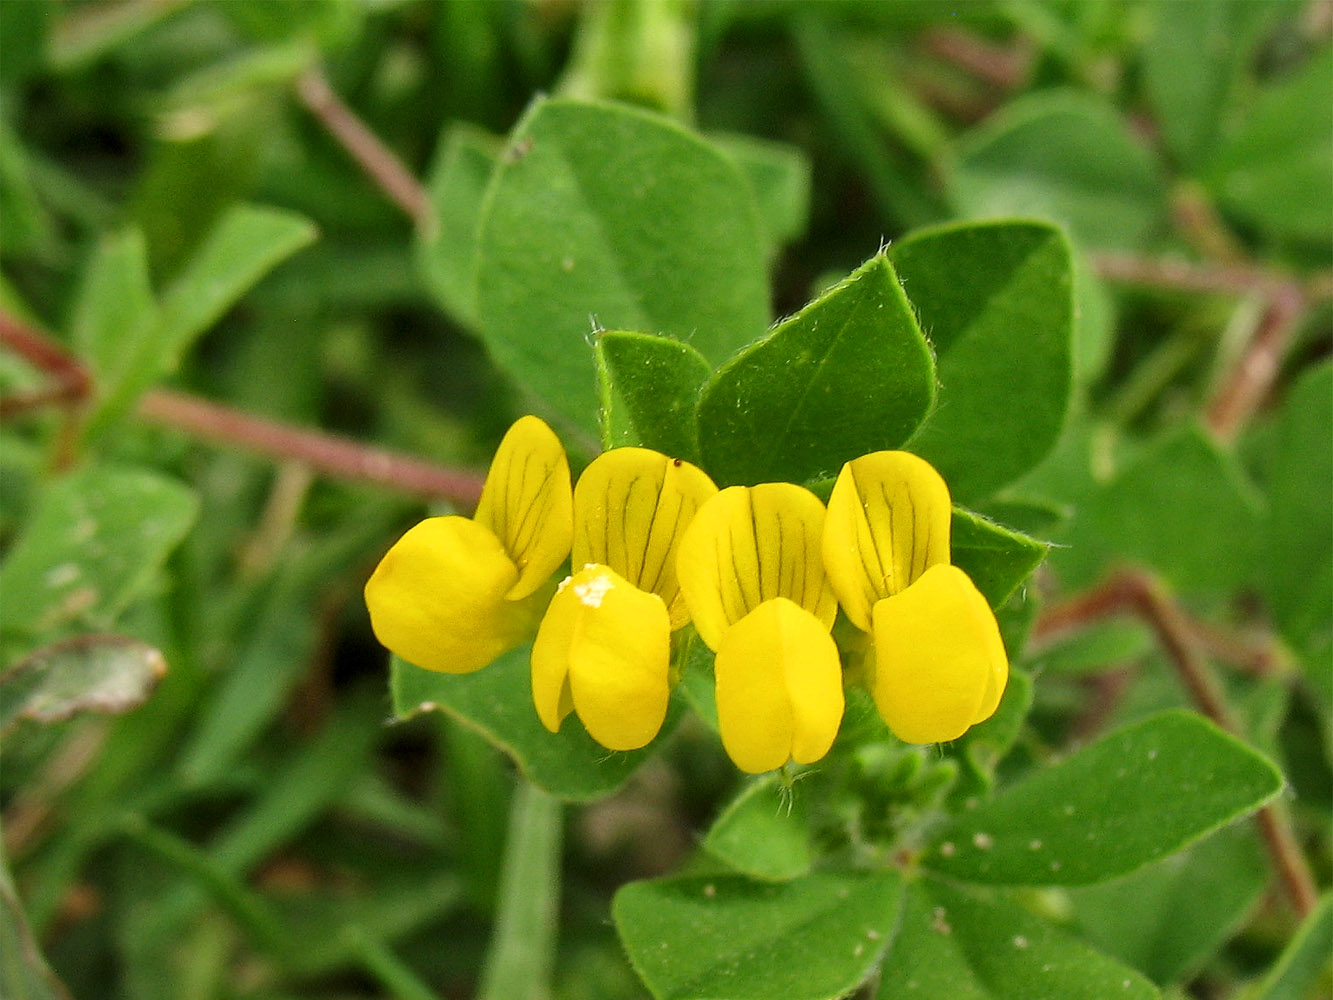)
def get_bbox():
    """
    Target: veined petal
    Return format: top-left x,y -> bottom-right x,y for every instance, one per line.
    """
823,450 -> 951,632
473,415 -> 574,600
530,564 -> 671,751
715,598 -> 844,774
572,448 -> 717,629
364,516 -> 544,674
870,564 -> 1008,744
676,483 -> 836,651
